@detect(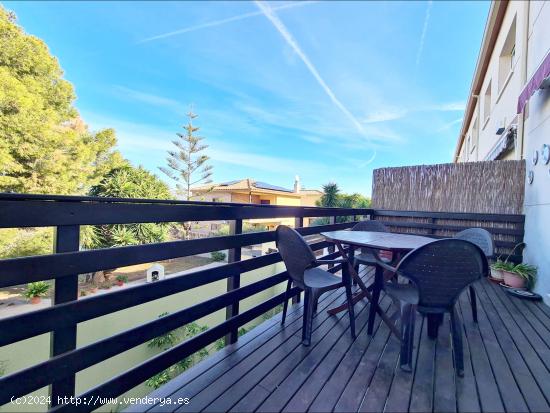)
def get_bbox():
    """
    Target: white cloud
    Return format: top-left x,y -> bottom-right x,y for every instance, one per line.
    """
430,101 -> 466,111
139,1 -> 317,43
415,0 -> 433,70
363,109 -> 408,124
112,86 -> 186,114
436,117 -> 463,132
